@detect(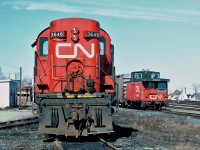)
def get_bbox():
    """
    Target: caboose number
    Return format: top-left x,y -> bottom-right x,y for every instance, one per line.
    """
56,43 -> 95,58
